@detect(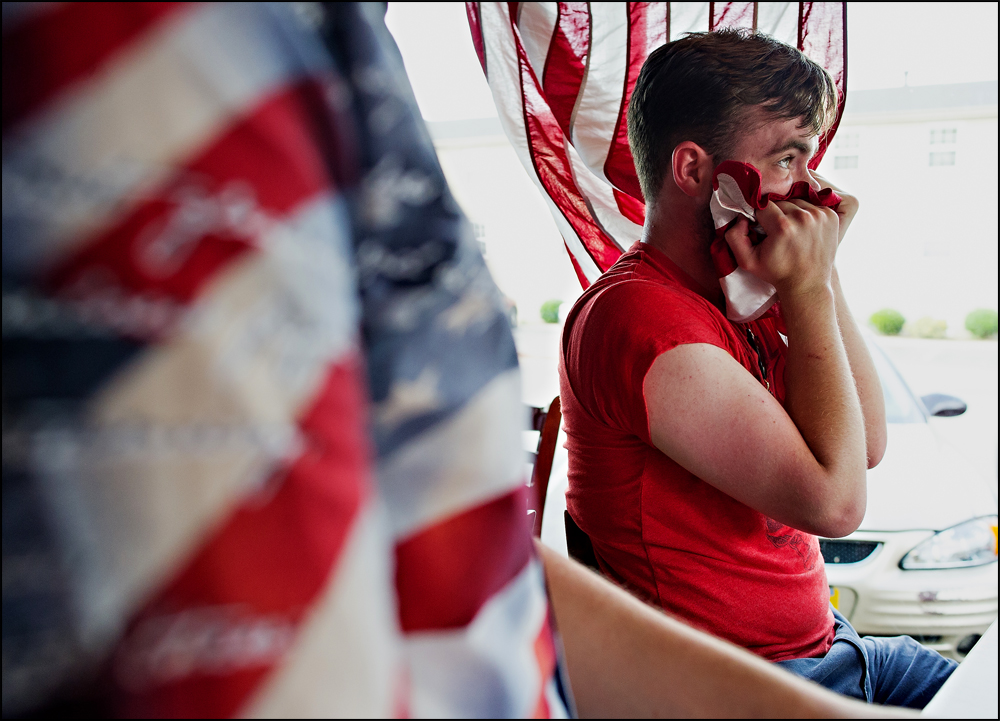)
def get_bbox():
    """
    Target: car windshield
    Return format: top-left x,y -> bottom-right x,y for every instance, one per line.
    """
865,337 -> 926,424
